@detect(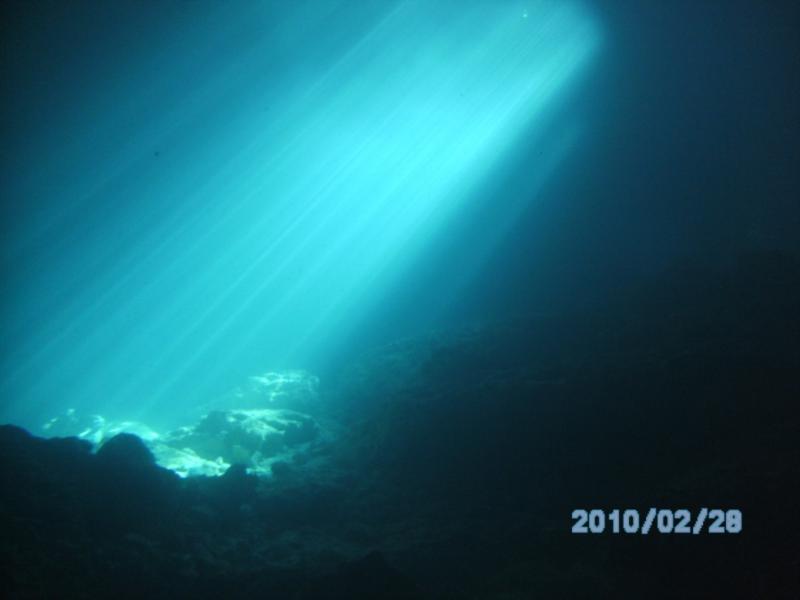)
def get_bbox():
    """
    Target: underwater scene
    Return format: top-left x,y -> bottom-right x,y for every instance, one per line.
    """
1,0 -> 798,597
